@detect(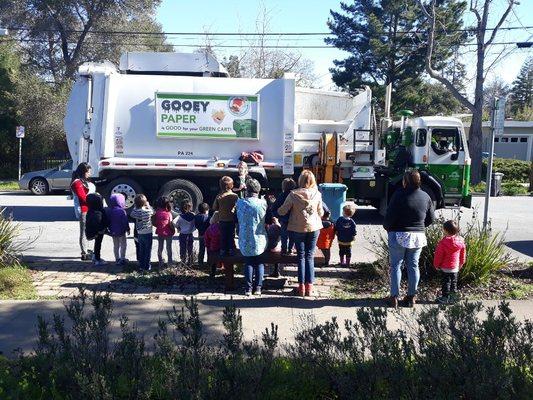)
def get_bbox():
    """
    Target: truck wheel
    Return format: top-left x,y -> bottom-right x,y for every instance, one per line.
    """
105,177 -> 143,211
421,184 -> 438,210
158,179 -> 203,213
